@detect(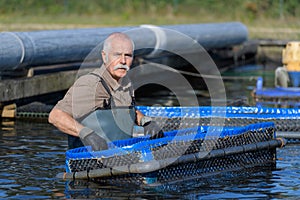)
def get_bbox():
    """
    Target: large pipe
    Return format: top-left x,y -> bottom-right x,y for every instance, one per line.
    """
0,22 -> 248,71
